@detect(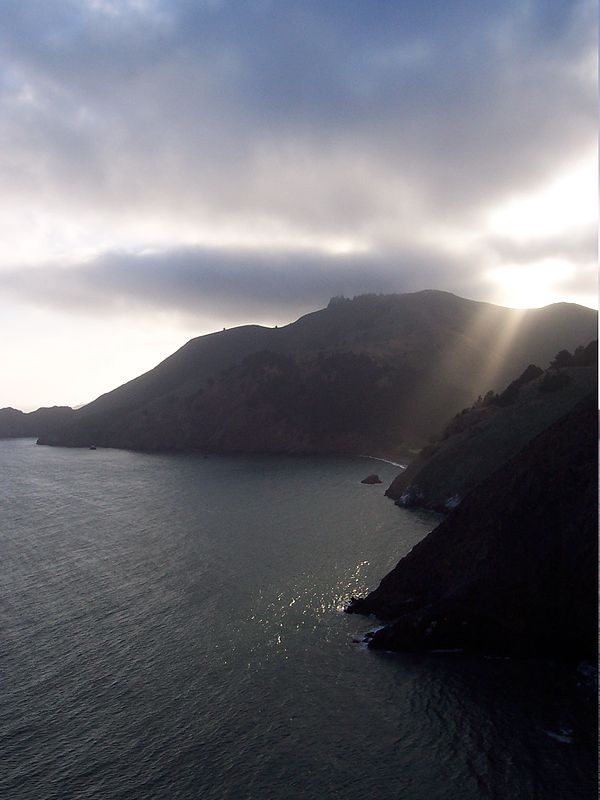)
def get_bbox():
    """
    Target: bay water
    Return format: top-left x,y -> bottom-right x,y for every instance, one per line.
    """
1,439 -> 595,799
